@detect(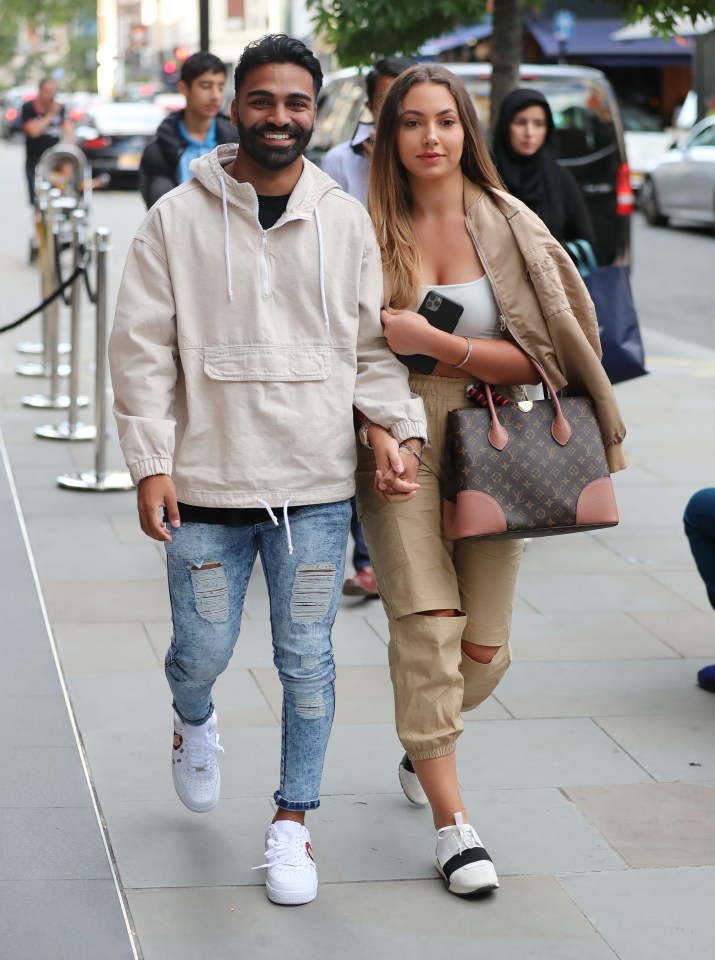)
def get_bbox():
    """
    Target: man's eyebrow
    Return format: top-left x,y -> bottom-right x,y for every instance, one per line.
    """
246,88 -> 313,102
